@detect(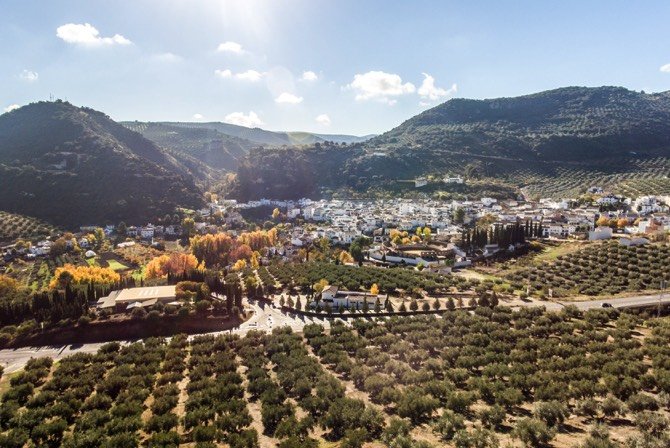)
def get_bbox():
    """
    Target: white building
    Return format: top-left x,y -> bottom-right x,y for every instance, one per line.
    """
444,176 -> 464,184
589,226 -> 613,241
